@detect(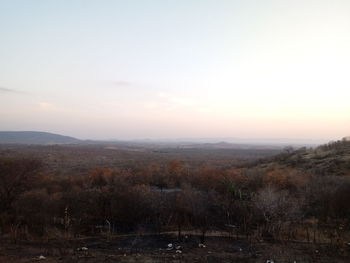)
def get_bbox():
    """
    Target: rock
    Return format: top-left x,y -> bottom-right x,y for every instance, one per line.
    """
166,243 -> 174,250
